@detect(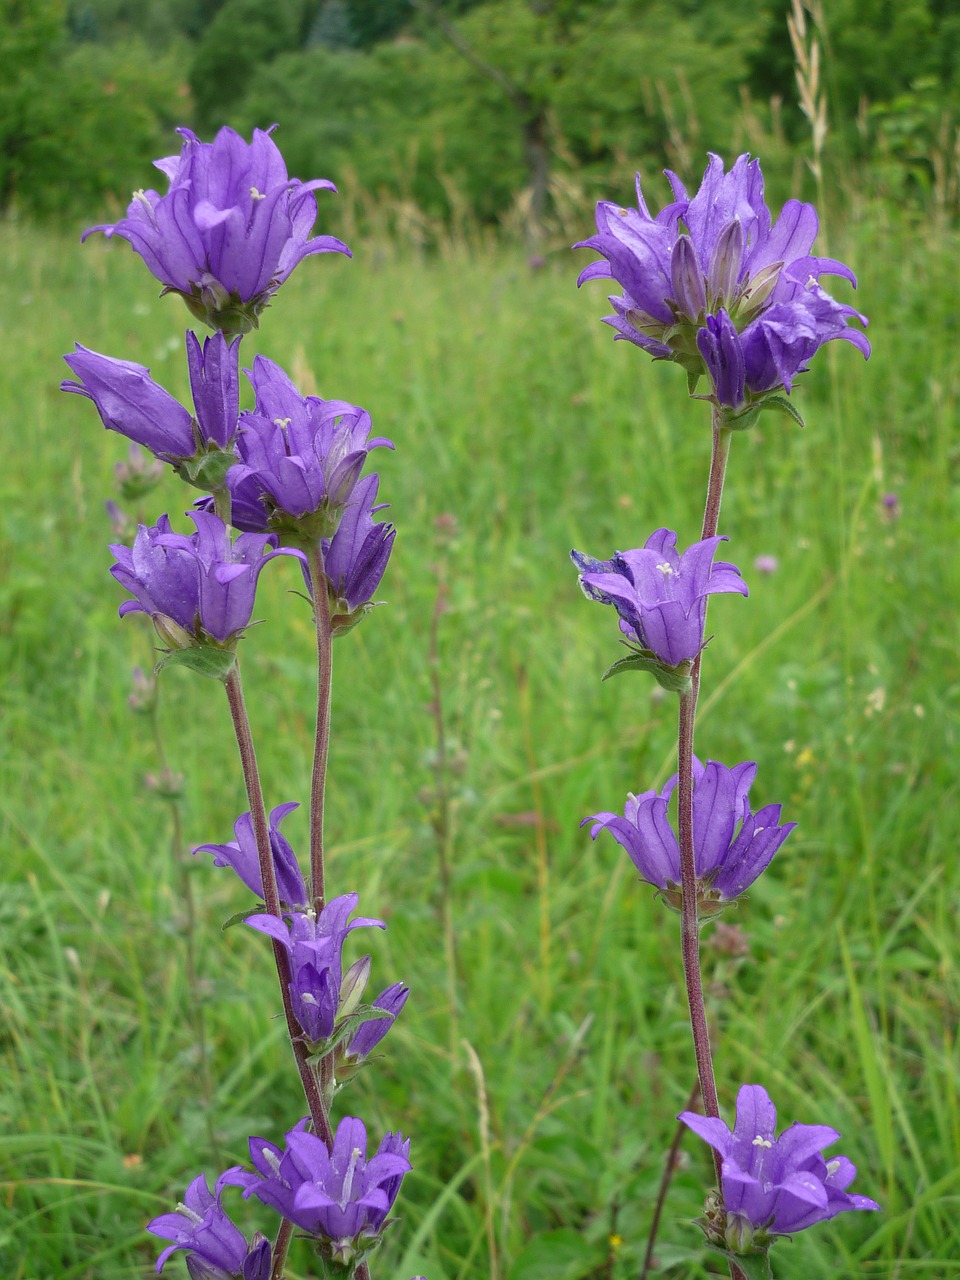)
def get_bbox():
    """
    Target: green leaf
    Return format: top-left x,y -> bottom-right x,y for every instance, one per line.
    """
601,653 -> 690,694
705,1244 -> 774,1280
154,646 -> 238,681
759,394 -> 806,429
220,906 -> 266,931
